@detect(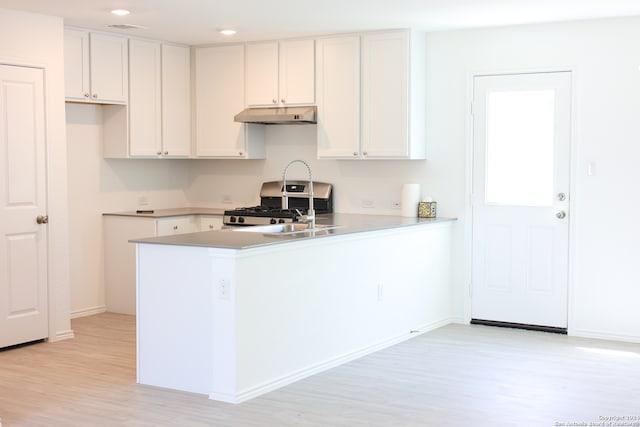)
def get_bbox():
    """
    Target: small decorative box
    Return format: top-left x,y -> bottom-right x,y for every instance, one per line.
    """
418,201 -> 437,218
